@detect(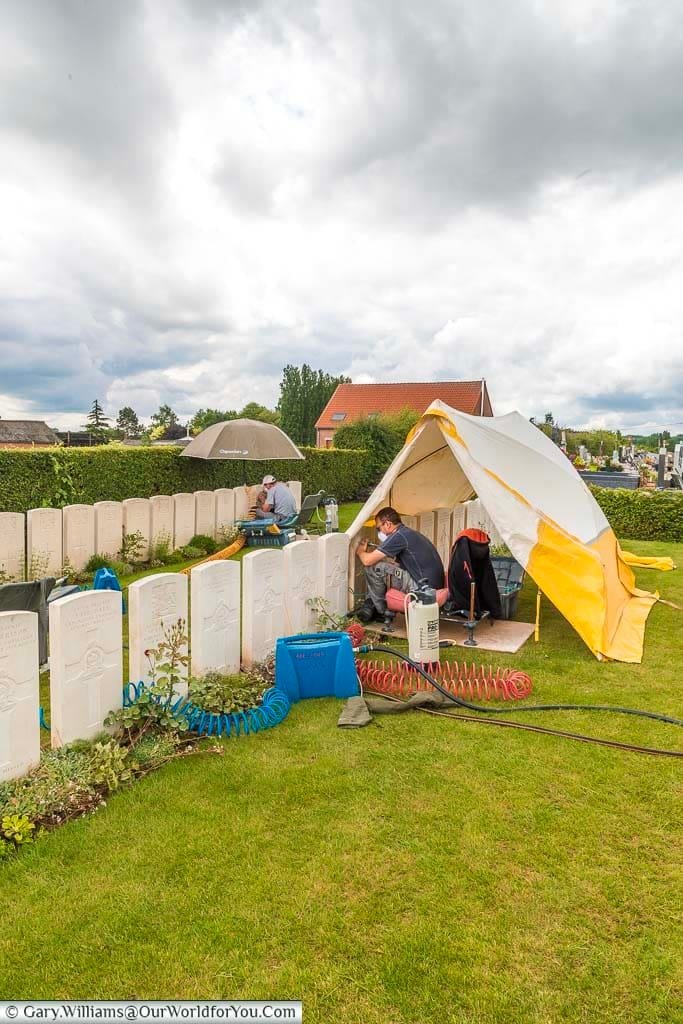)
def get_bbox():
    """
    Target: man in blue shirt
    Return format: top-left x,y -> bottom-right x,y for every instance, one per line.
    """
256,474 -> 298,523
355,506 -> 444,623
